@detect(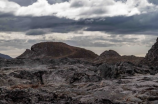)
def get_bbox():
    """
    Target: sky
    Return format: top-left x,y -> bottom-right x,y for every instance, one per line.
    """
0,0 -> 158,58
